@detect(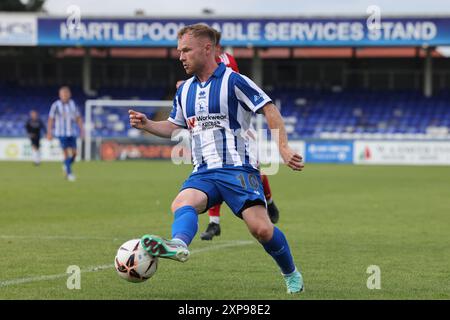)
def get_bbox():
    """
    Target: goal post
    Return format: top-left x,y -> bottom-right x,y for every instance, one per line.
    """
84,99 -> 173,161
